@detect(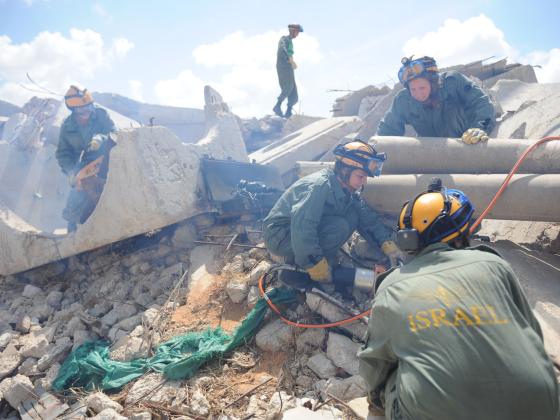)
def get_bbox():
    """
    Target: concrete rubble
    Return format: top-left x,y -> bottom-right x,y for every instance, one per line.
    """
0,58 -> 558,419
